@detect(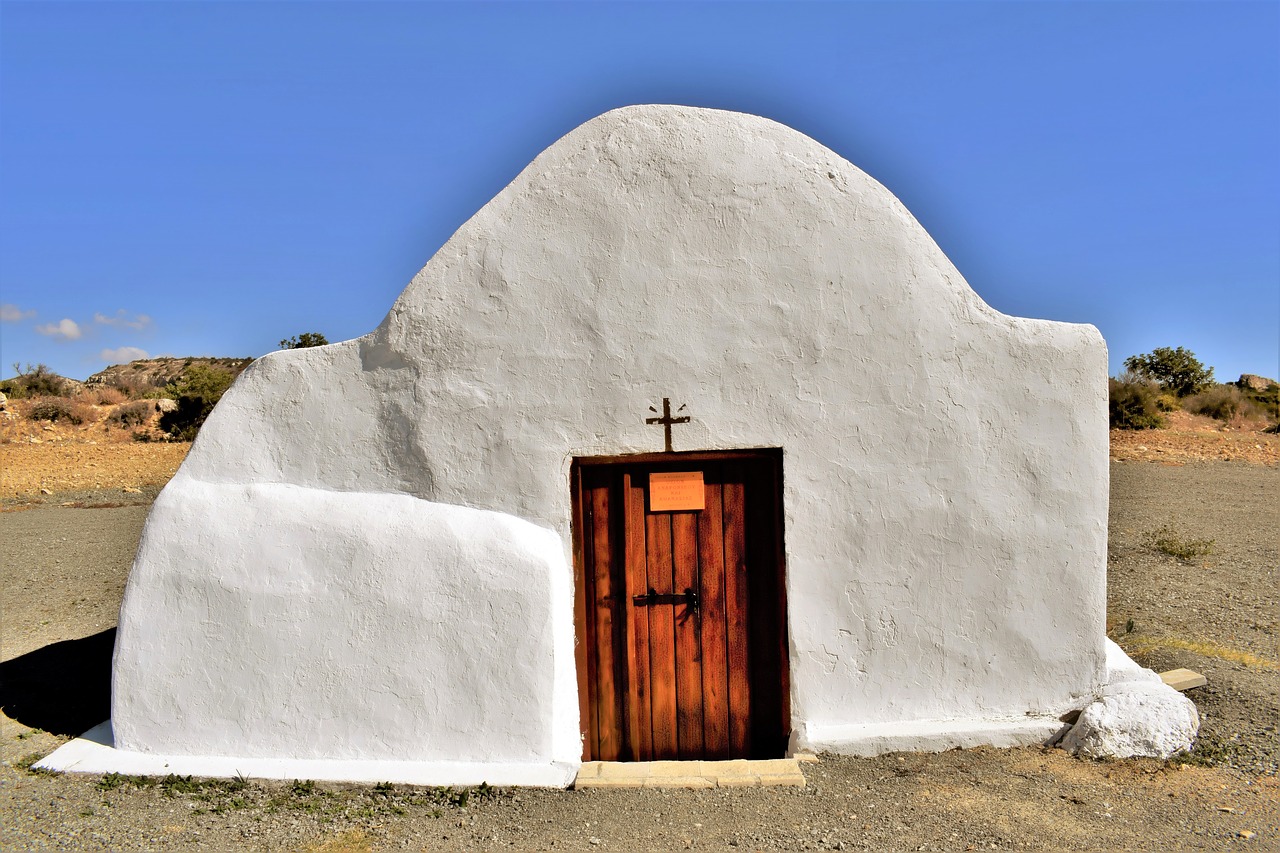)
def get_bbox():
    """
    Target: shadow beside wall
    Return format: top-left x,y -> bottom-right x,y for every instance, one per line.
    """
0,628 -> 115,736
